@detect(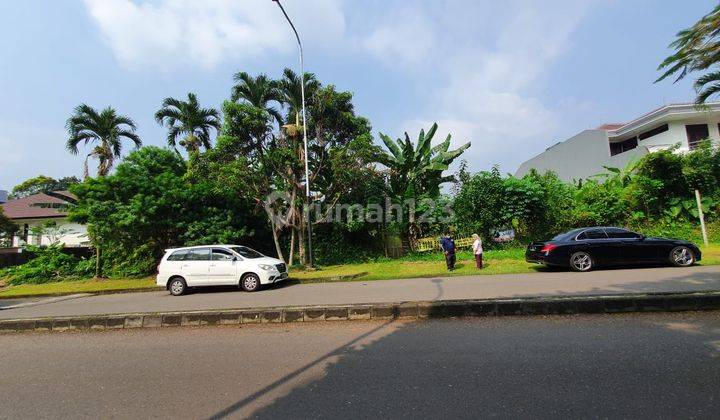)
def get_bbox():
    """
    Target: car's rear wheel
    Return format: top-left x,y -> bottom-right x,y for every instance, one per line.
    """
168,277 -> 187,296
241,273 -> 261,292
670,246 -> 695,267
570,251 -> 593,272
